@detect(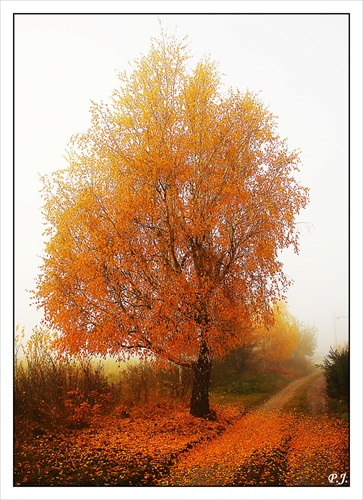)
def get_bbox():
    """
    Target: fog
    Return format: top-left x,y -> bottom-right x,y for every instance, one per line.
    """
12,13 -> 350,356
